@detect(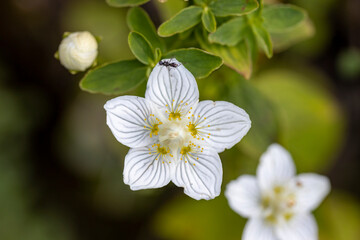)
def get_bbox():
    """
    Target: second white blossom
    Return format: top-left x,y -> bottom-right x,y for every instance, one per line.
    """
225,144 -> 330,240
